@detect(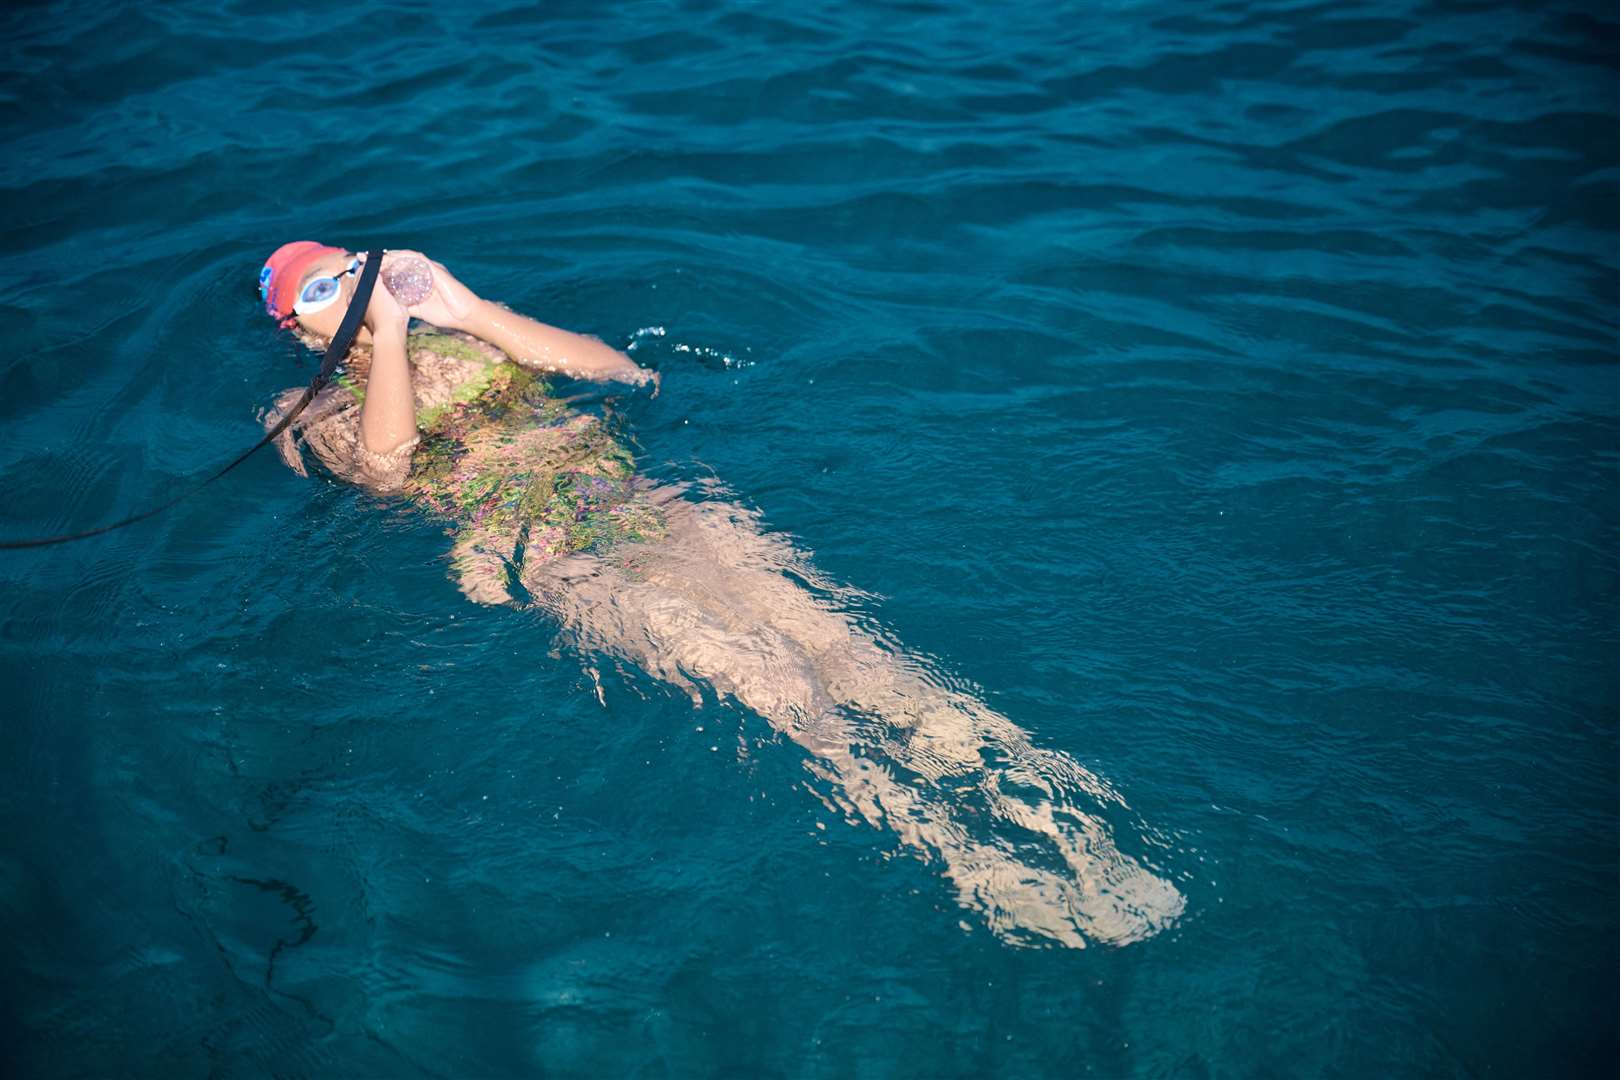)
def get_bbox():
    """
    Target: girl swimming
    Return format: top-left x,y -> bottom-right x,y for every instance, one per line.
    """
258,243 -> 1185,948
